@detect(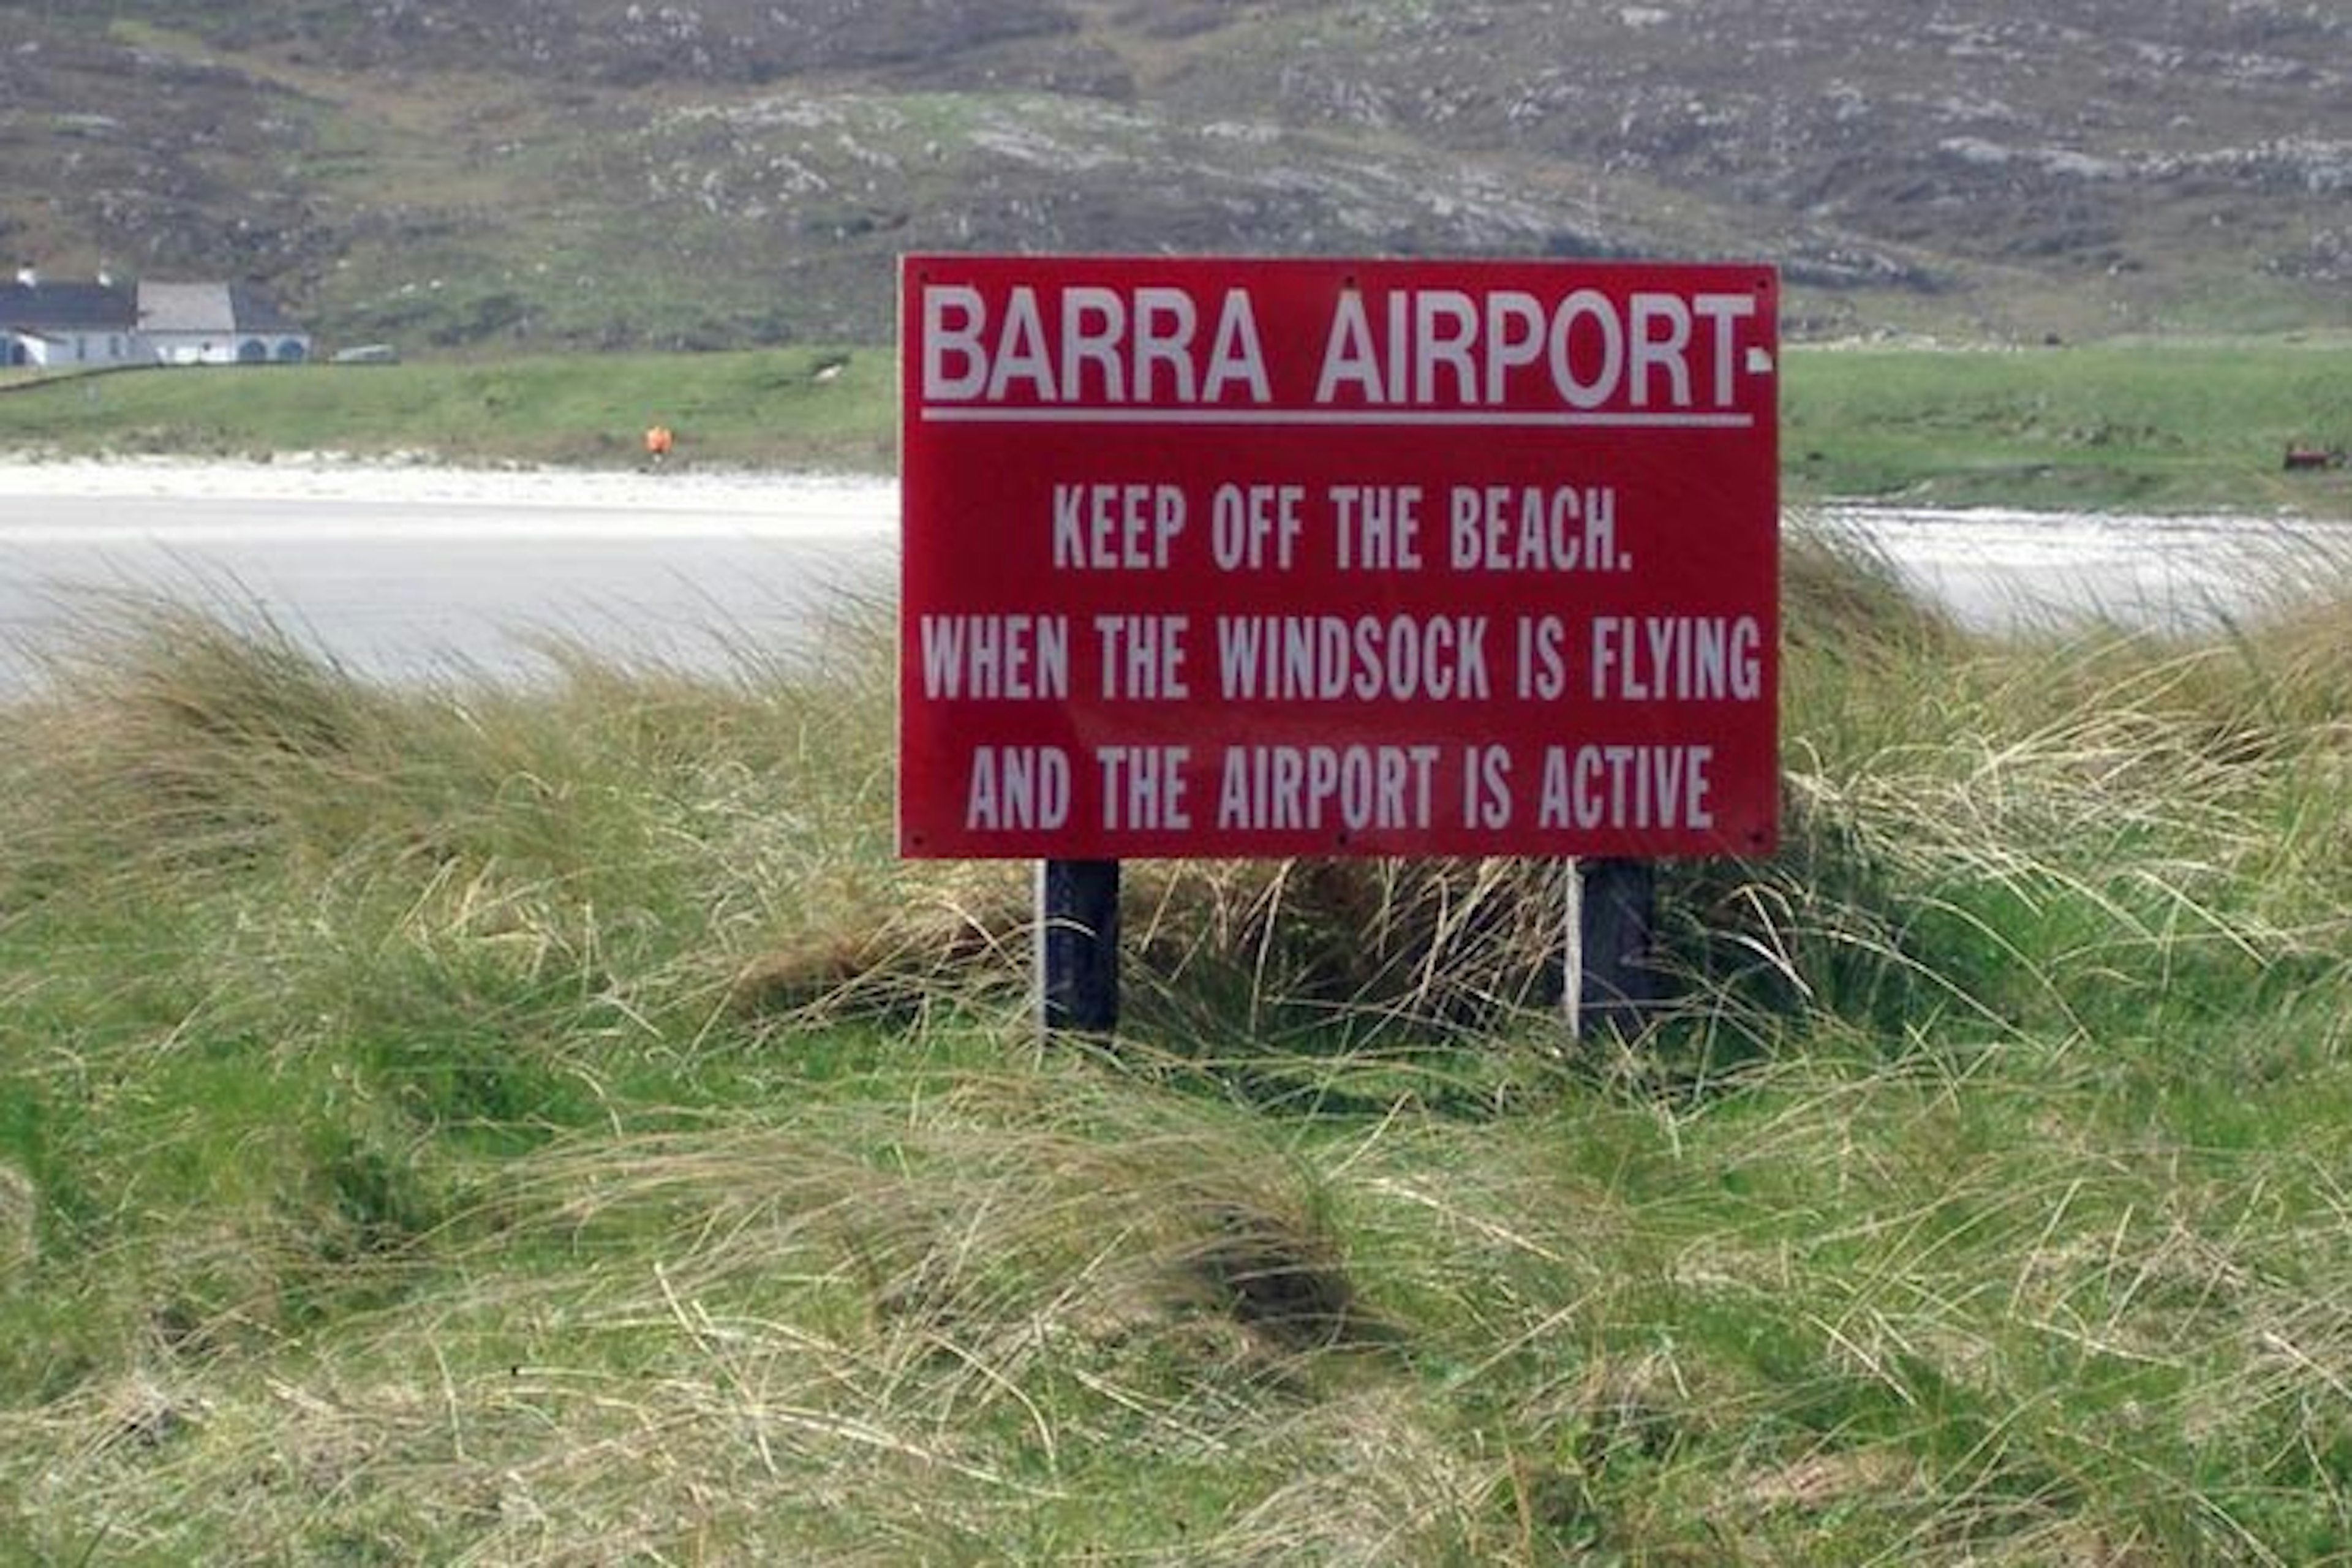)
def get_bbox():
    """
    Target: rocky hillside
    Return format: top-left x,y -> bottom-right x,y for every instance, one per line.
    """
2,0 -> 2345,349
